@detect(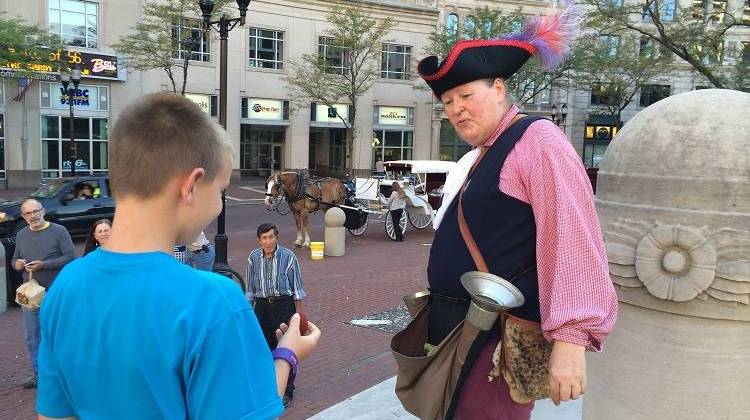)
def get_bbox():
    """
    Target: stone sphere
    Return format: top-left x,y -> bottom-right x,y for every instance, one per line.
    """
324,207 -> 346,227
596,89 -> 750,321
